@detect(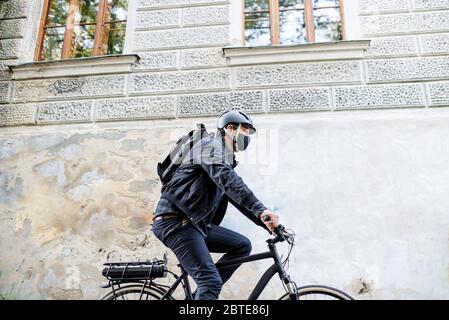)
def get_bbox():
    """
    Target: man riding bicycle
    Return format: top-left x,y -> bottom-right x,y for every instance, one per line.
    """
151,110 -> 279,300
